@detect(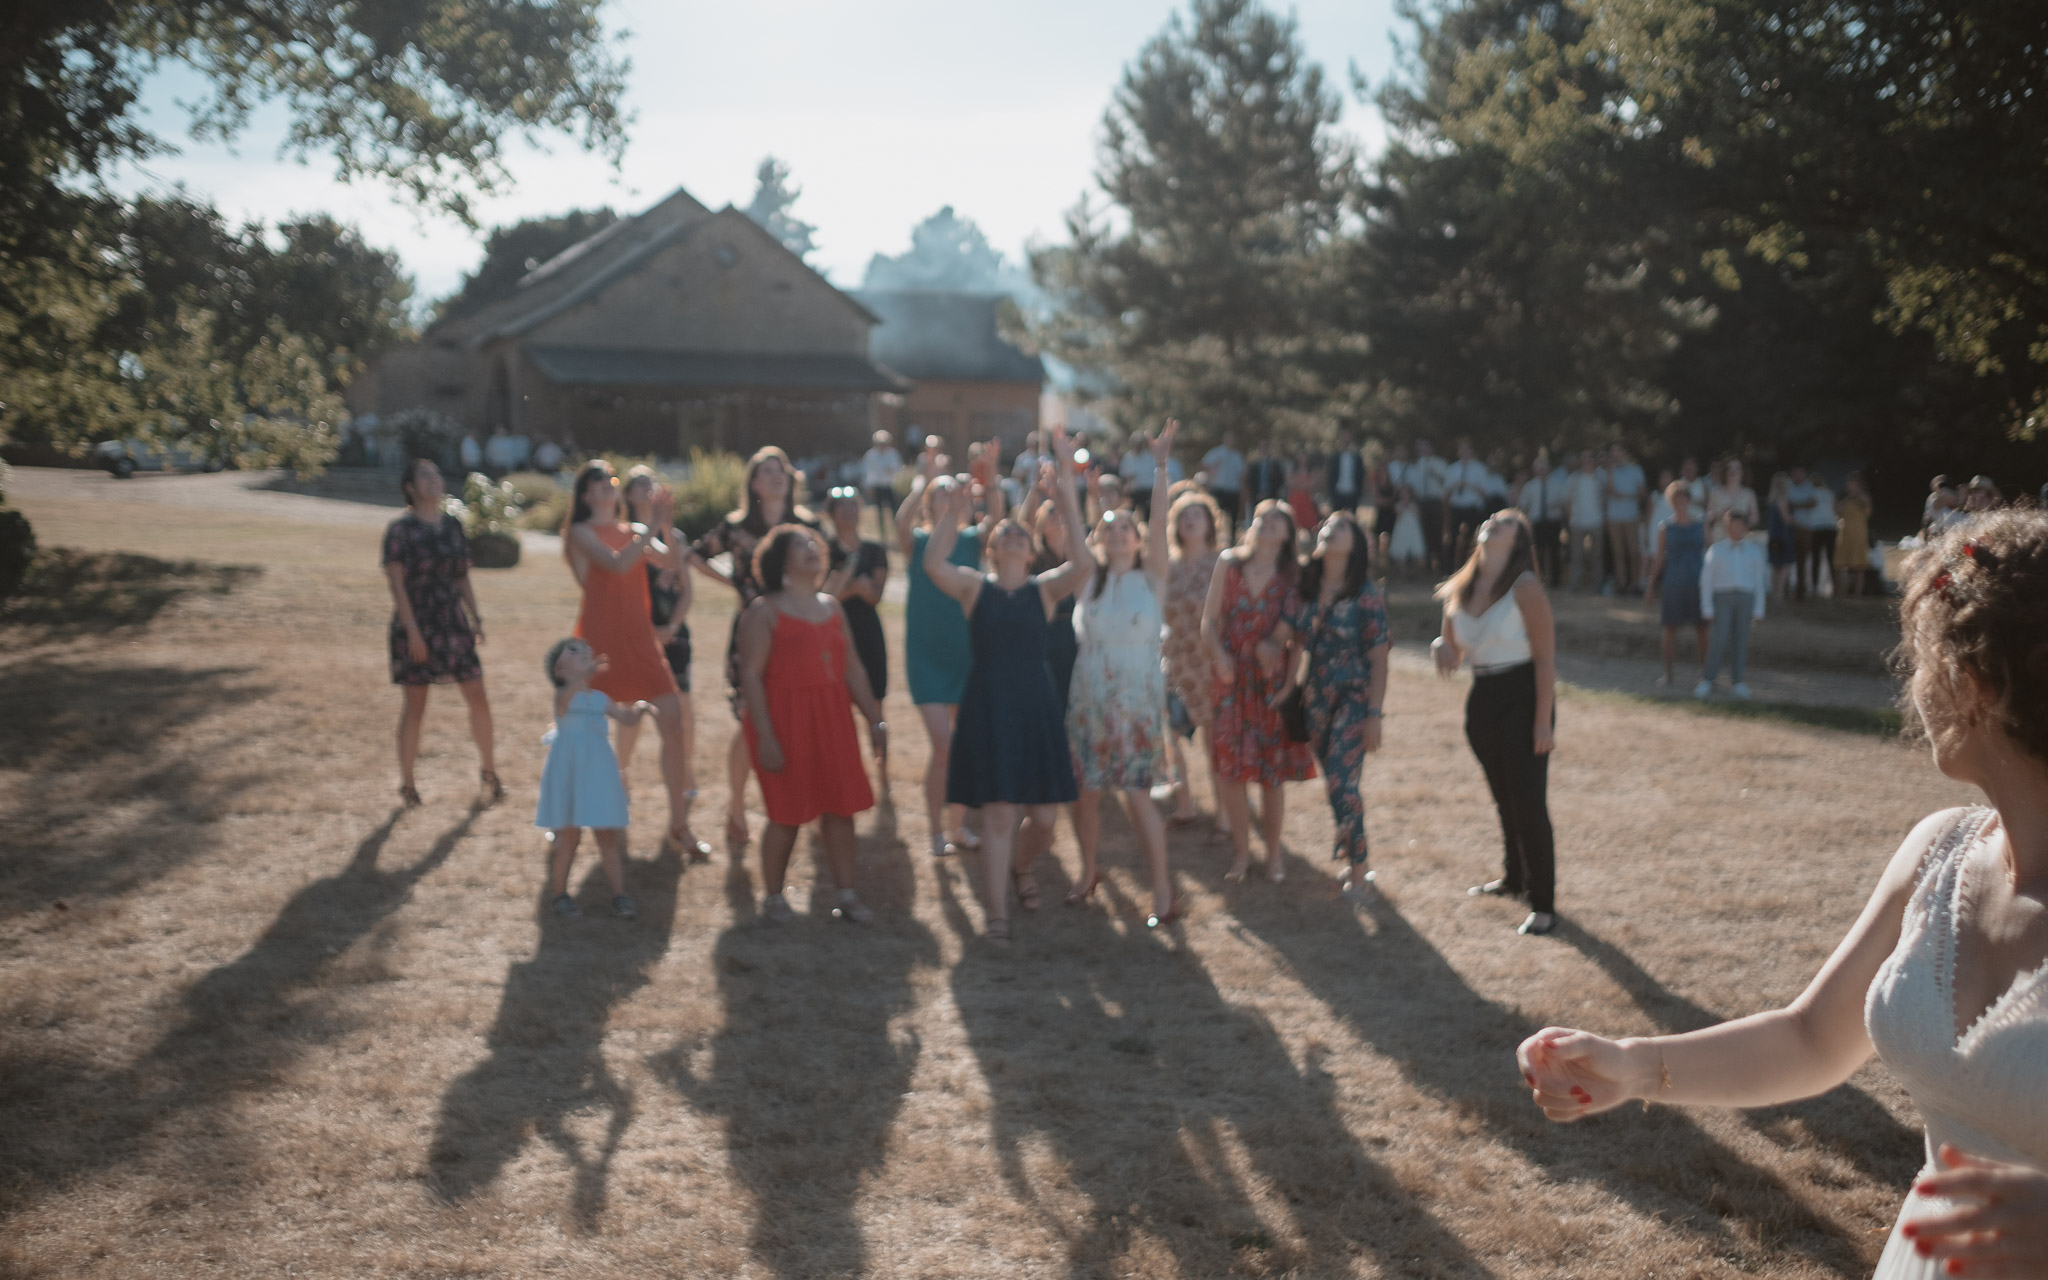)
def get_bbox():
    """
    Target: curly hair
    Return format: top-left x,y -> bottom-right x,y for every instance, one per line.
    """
1167,489 -> 1224,557
1896,507 -> 2048,763
752,523 -> 826,595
